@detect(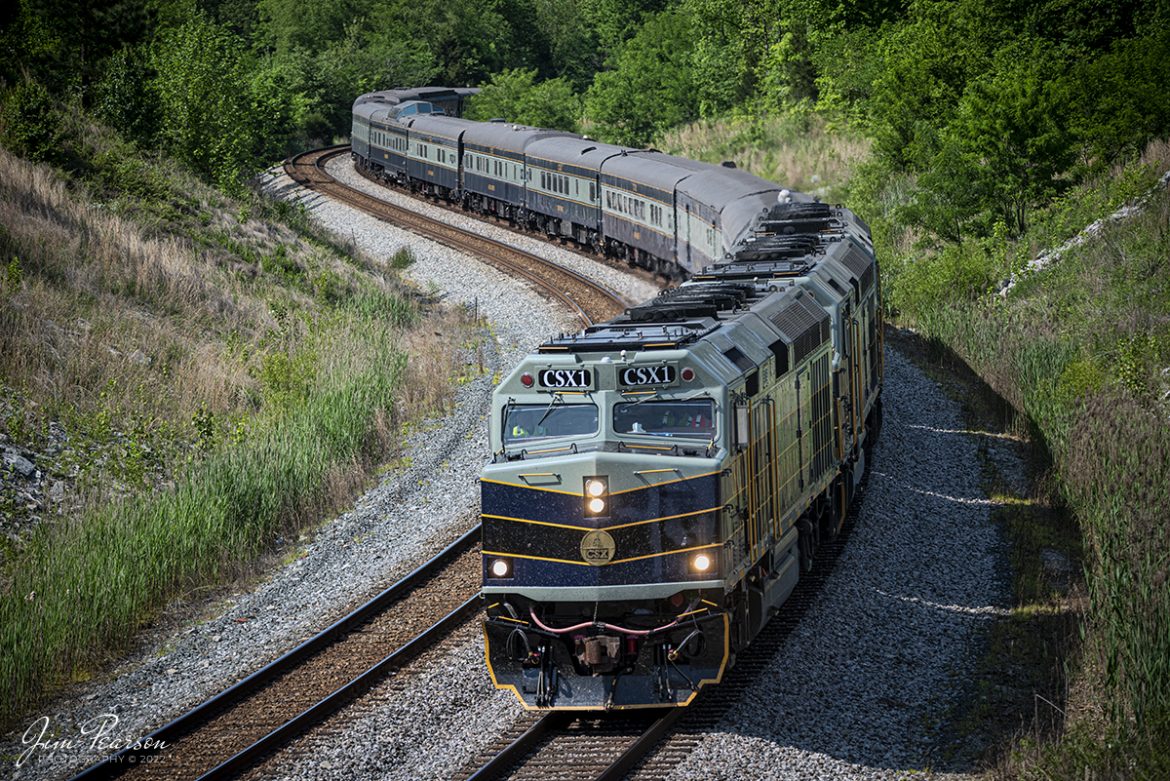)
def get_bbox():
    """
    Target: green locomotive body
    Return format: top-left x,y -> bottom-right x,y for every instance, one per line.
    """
481,202 -> 882,710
